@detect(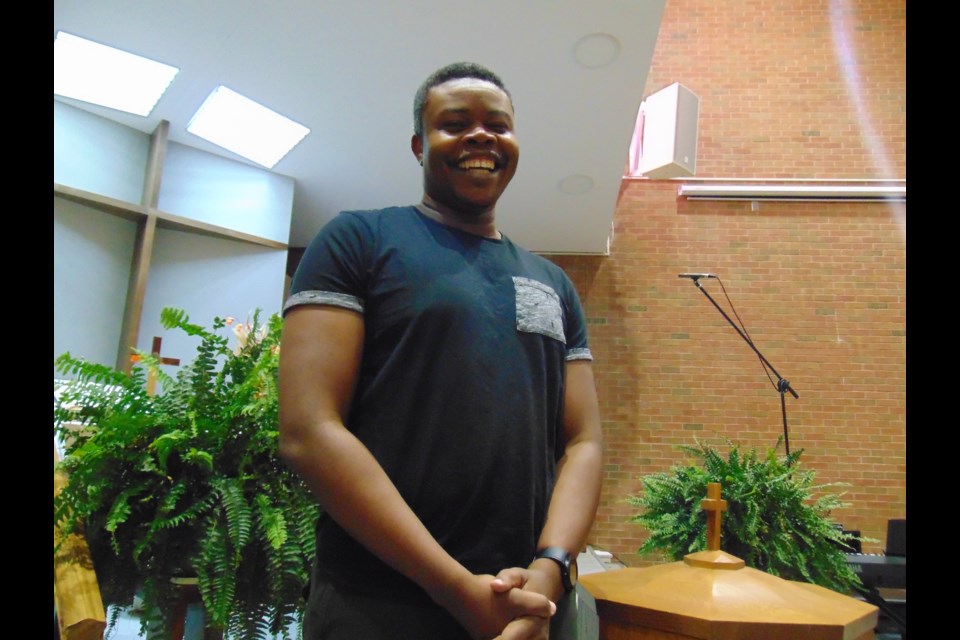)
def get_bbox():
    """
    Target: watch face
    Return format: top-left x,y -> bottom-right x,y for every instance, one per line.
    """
569,556 -> 578,586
